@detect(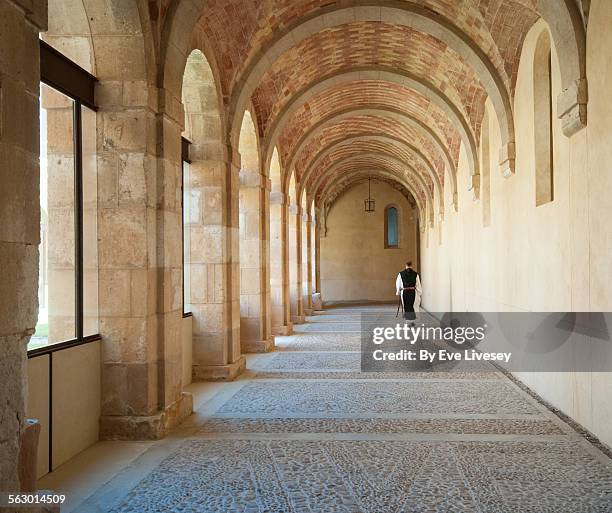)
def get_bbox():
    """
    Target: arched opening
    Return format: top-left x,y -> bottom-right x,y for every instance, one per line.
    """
384,205 -> 400,248
301,193 -> 312,312
288,173 -> 304,323
238,110 -> 271,351
181,49 -> 227,377
268,147 -> 289,333
534,30 -> 554,206
310,201 -> 318,298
